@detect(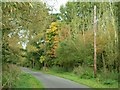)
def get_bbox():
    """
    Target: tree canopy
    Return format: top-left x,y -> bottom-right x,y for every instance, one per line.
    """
2,1 -> 119,88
